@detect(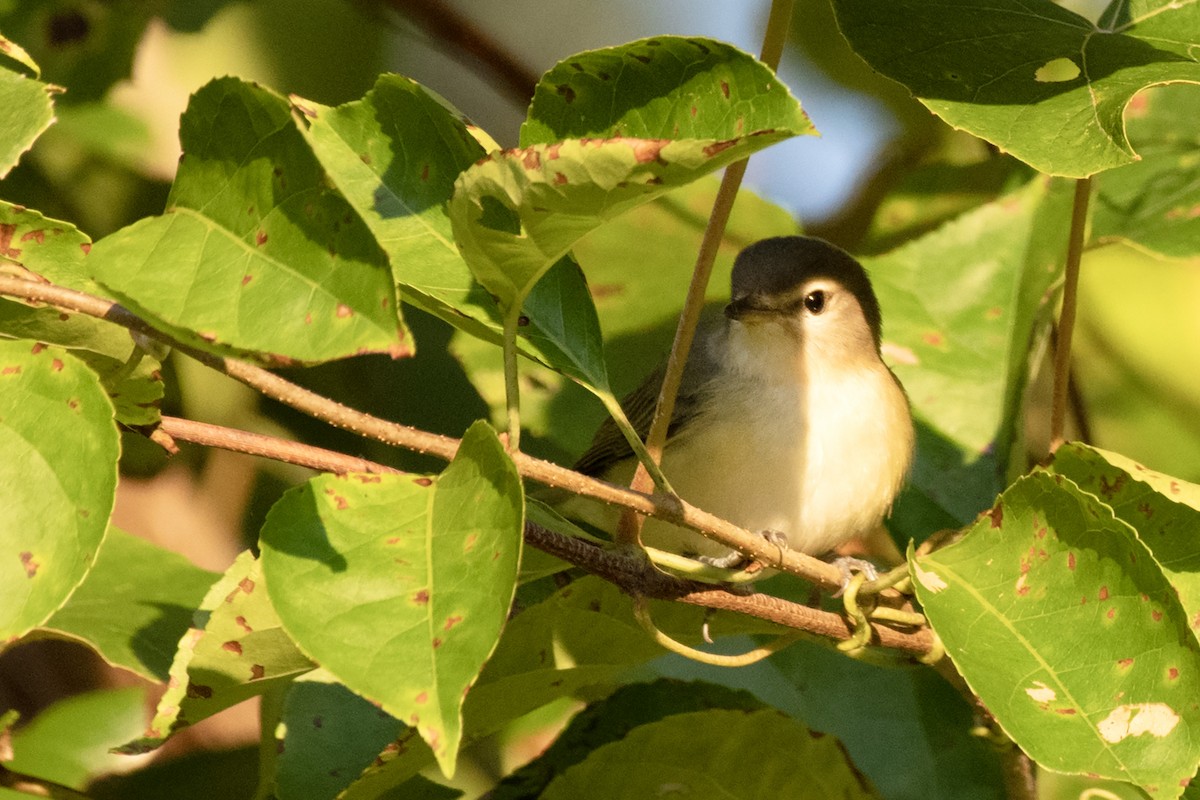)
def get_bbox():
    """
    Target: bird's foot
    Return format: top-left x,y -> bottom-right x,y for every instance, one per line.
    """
698,529 -> 789,571
828,556 -> 878,598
